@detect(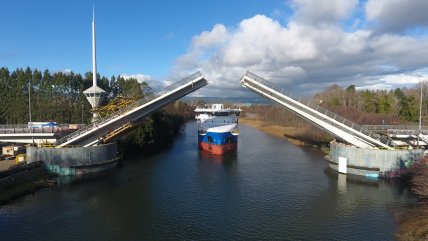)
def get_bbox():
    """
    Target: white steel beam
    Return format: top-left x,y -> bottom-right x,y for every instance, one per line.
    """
241,73 -> 393,150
